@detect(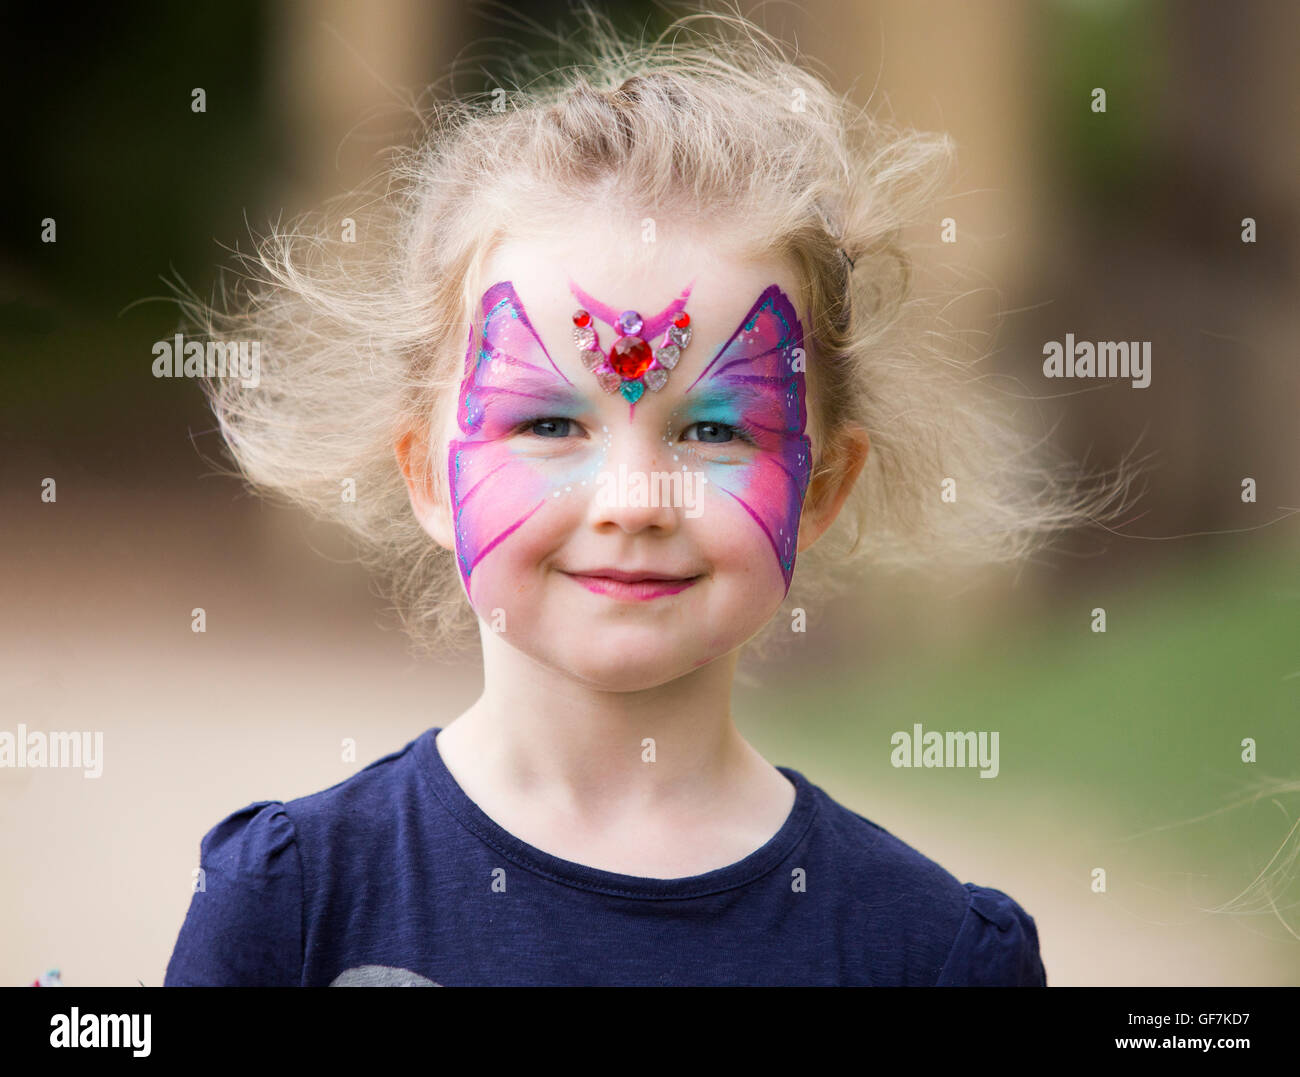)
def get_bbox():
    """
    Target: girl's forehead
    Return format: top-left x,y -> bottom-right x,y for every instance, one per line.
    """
476,232 -> 806,368
431,228 -> 820,452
